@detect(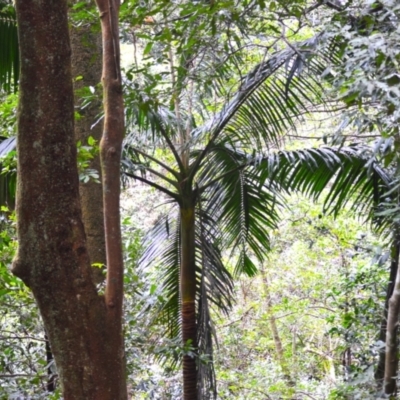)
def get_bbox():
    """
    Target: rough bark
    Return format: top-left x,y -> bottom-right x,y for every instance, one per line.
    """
180,202 -> 198,400
375,240 -> 399,388
13,1 -> 126,398
384,237 -> 400,395
70,10 -> 106,284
